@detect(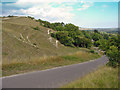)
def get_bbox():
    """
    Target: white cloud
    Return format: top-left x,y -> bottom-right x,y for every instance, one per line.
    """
77,2 -> 93,11
12,3 -> 74,23
6,0 -> 93,23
